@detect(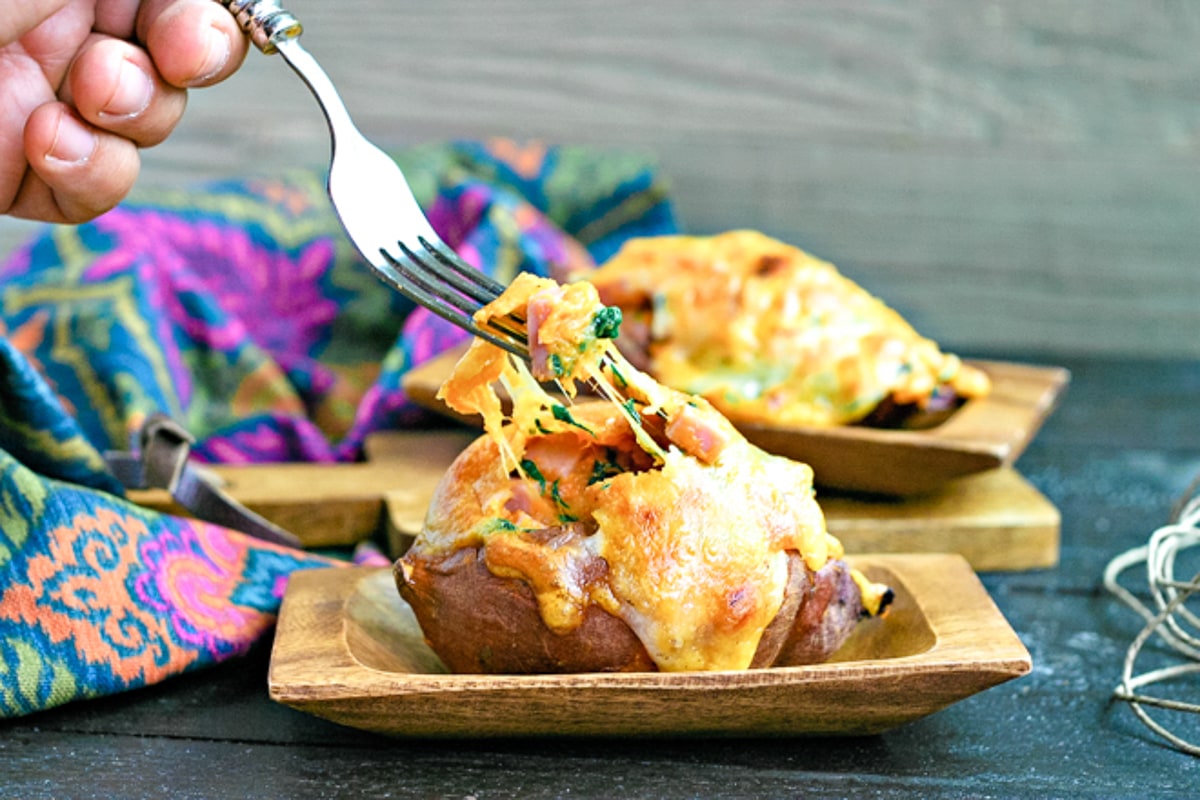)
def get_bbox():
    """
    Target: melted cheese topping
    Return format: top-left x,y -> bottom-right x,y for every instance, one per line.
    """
589,444 -> 832,671
583,229 -> 991,427
420,270 -> 884,672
